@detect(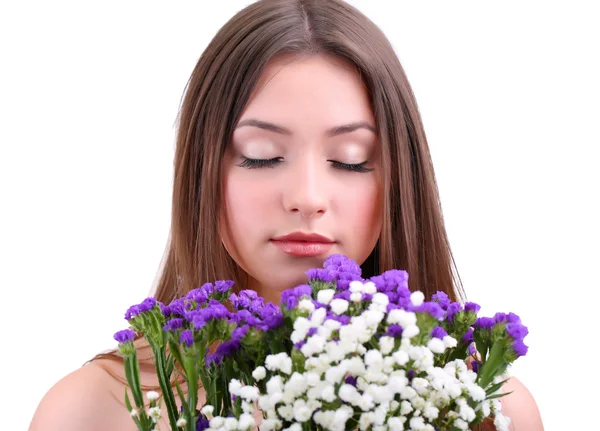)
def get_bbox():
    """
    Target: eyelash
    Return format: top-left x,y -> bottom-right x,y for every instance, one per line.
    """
238,157 -> 374,173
